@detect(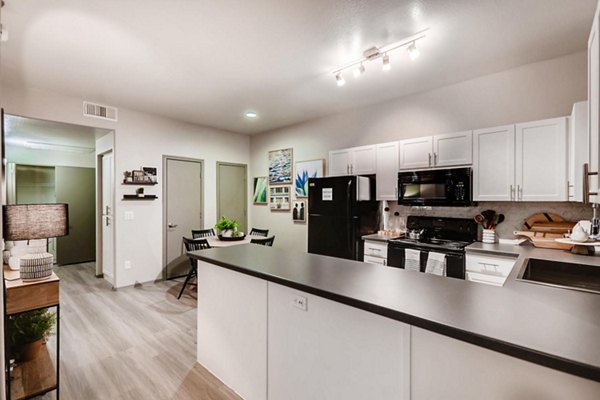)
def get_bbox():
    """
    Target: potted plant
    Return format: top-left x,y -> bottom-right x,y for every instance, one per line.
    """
215,216 -> 241,237
136,187 -> 144,197
123,171 -> 132,183
8,309 -> 57,362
